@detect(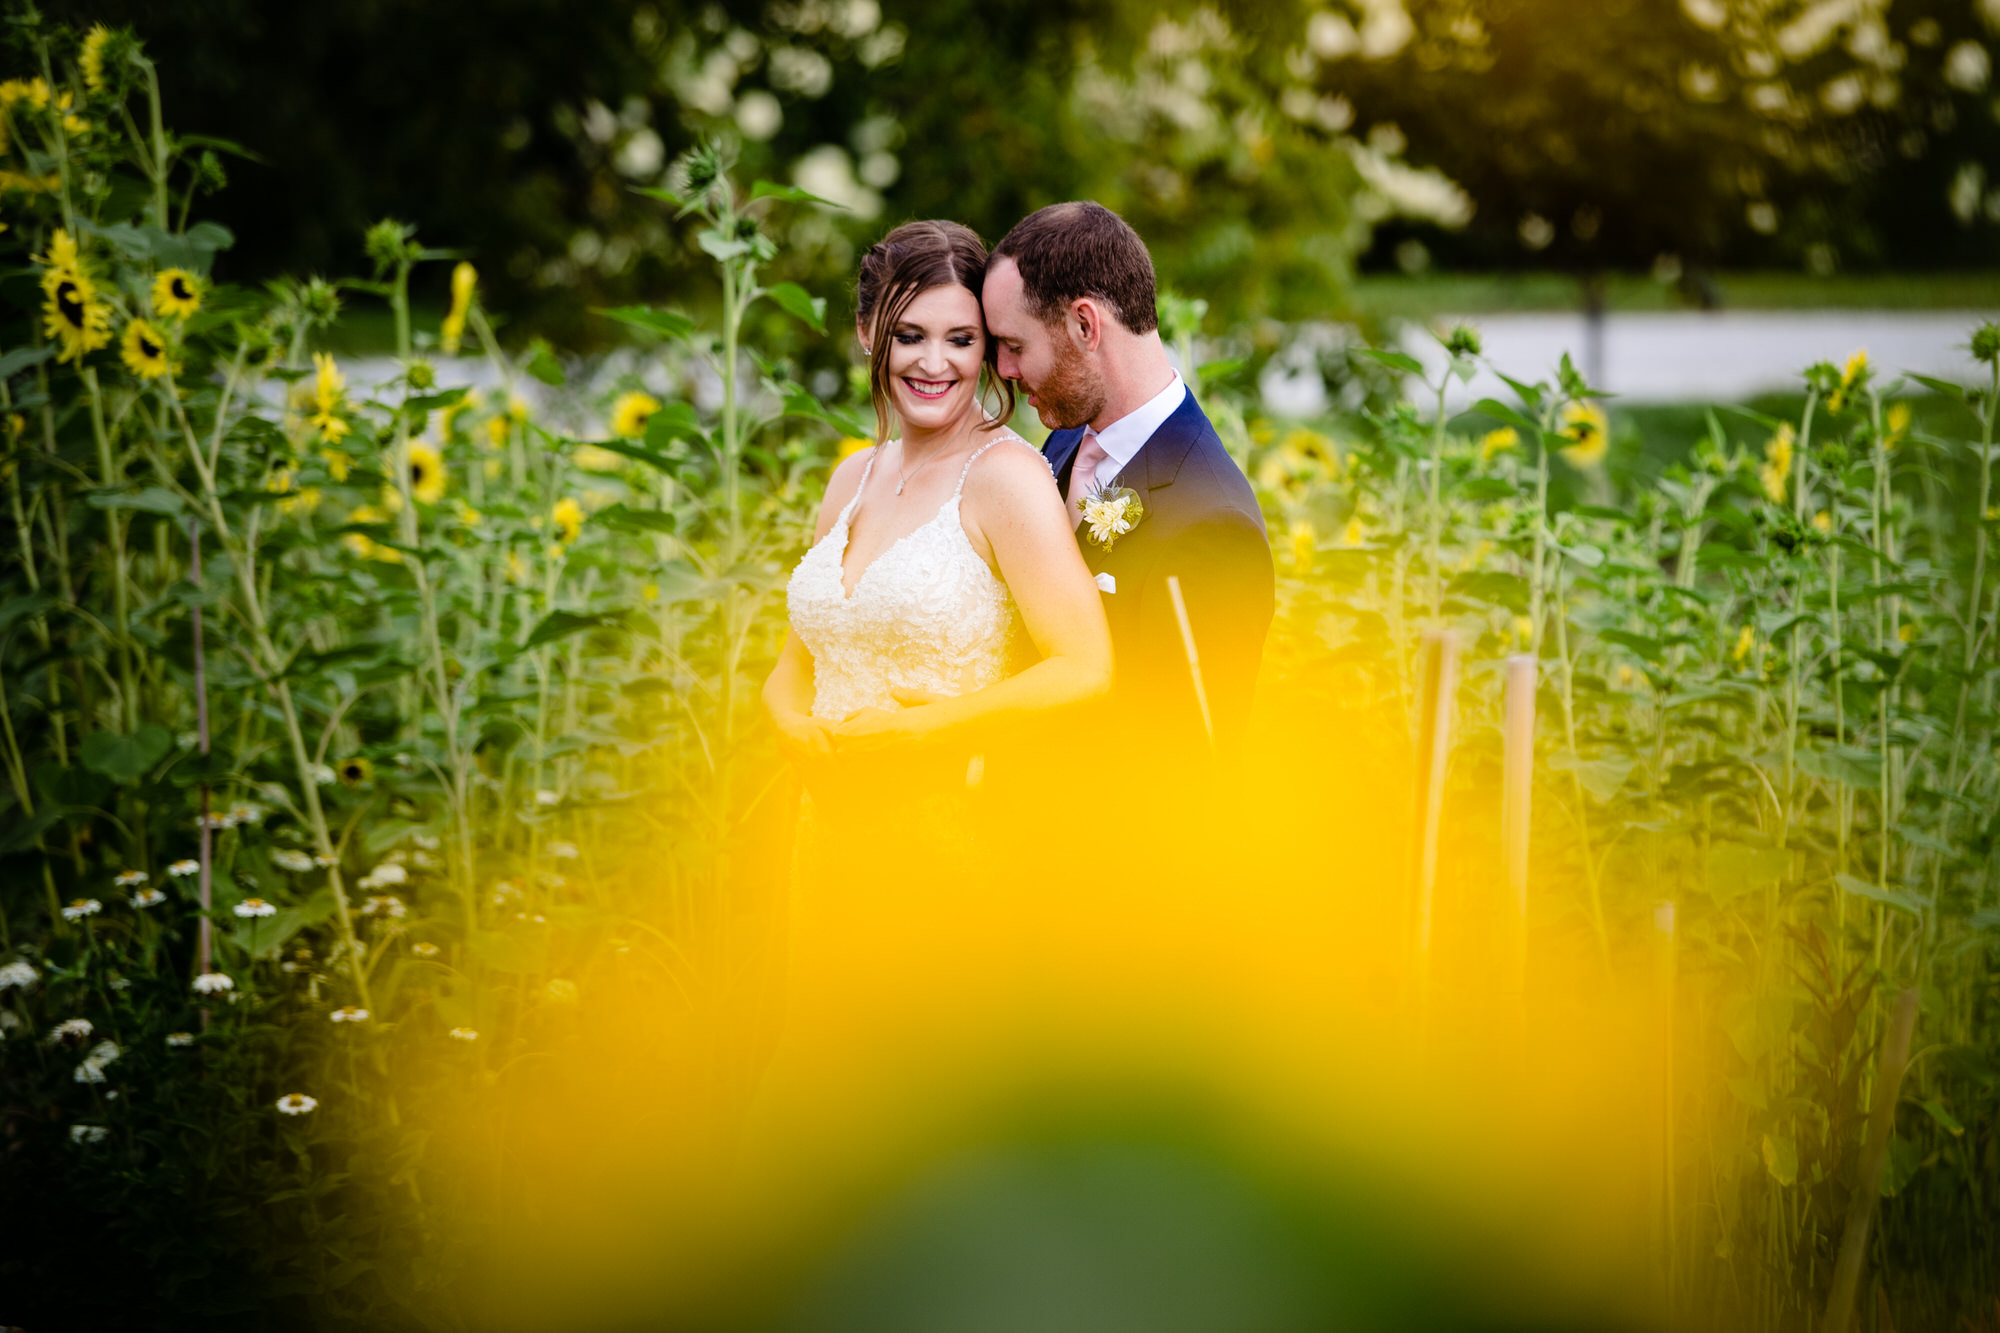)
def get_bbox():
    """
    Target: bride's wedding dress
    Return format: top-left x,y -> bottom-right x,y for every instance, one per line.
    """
786,434 -> 1026,725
